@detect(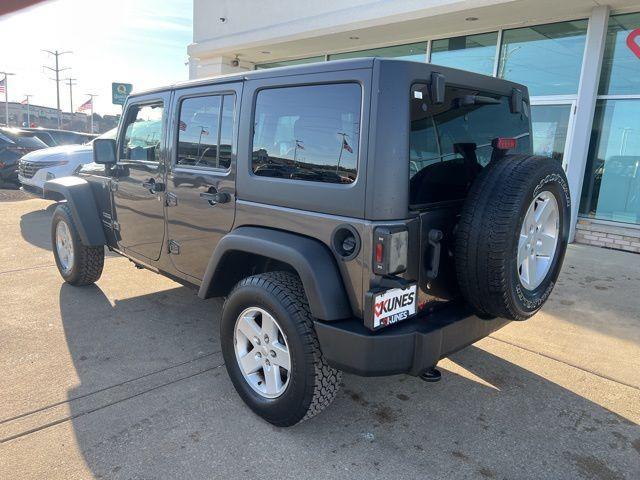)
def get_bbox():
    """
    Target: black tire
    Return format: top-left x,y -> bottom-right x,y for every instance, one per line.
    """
455,155 -> 570,320
51,203 -> 104,286
221,271 -> 341,427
